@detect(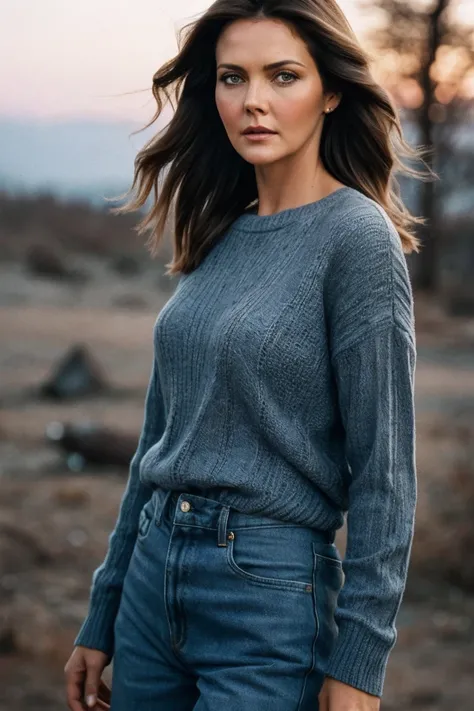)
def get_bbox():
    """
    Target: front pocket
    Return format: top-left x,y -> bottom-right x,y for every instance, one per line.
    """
226,526 -> 315,593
